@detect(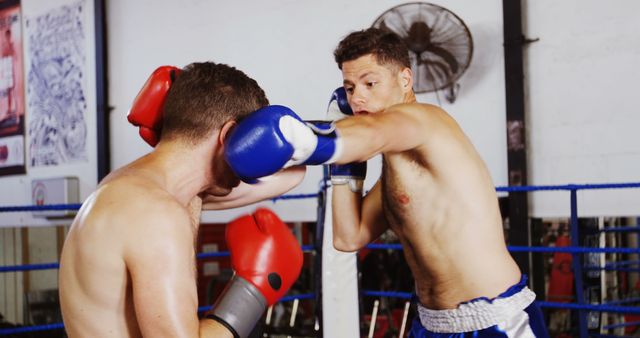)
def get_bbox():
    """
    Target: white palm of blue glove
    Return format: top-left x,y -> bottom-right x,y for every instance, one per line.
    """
279,115 -> 342,168
279,115 -> 320,167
